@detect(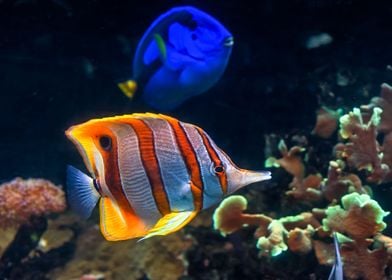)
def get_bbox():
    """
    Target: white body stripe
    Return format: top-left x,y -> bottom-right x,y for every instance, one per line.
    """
143,118 -> 194,212
110,123 -> 161,227
181,123 -> 223,209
